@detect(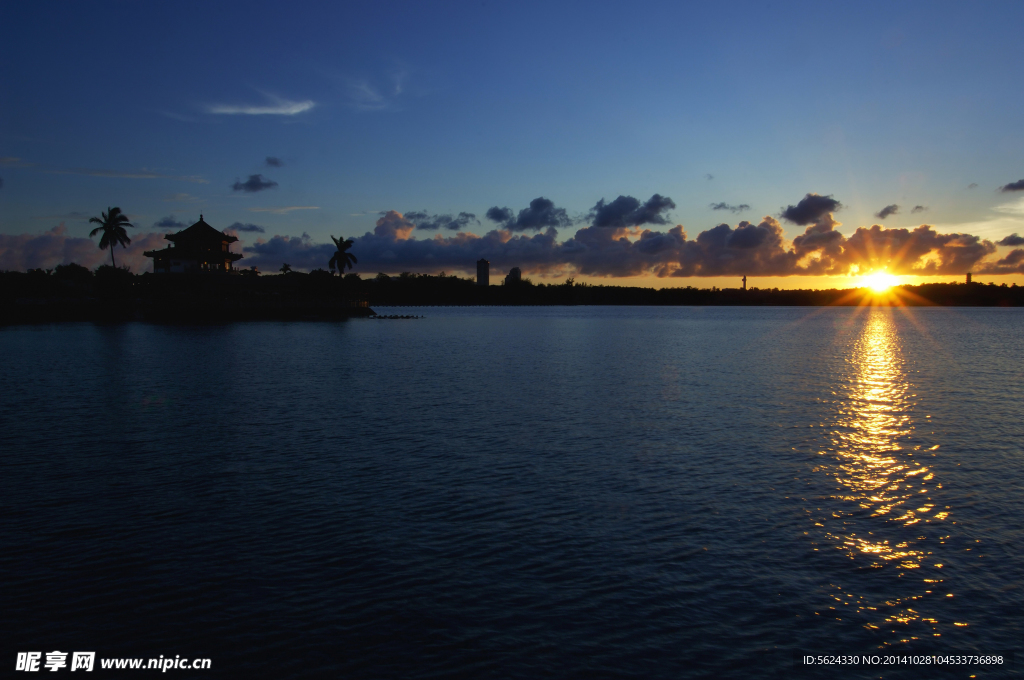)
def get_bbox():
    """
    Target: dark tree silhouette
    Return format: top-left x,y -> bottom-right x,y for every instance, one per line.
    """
280,263 -> 292,274
328,236 -> 357,275
88,207 -> 134,268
